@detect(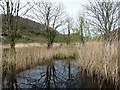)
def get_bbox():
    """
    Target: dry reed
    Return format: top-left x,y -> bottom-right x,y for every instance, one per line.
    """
3,43 -> 76,73
2,42 -> 119,87
77,41 -> 119,86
